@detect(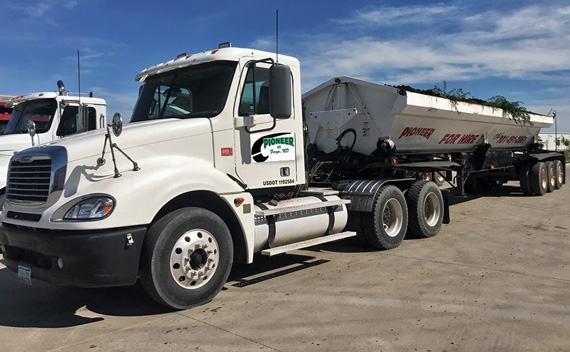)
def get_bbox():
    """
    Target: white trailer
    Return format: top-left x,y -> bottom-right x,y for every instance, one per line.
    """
0,45 -> 565,310
0,84 -> 107,206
